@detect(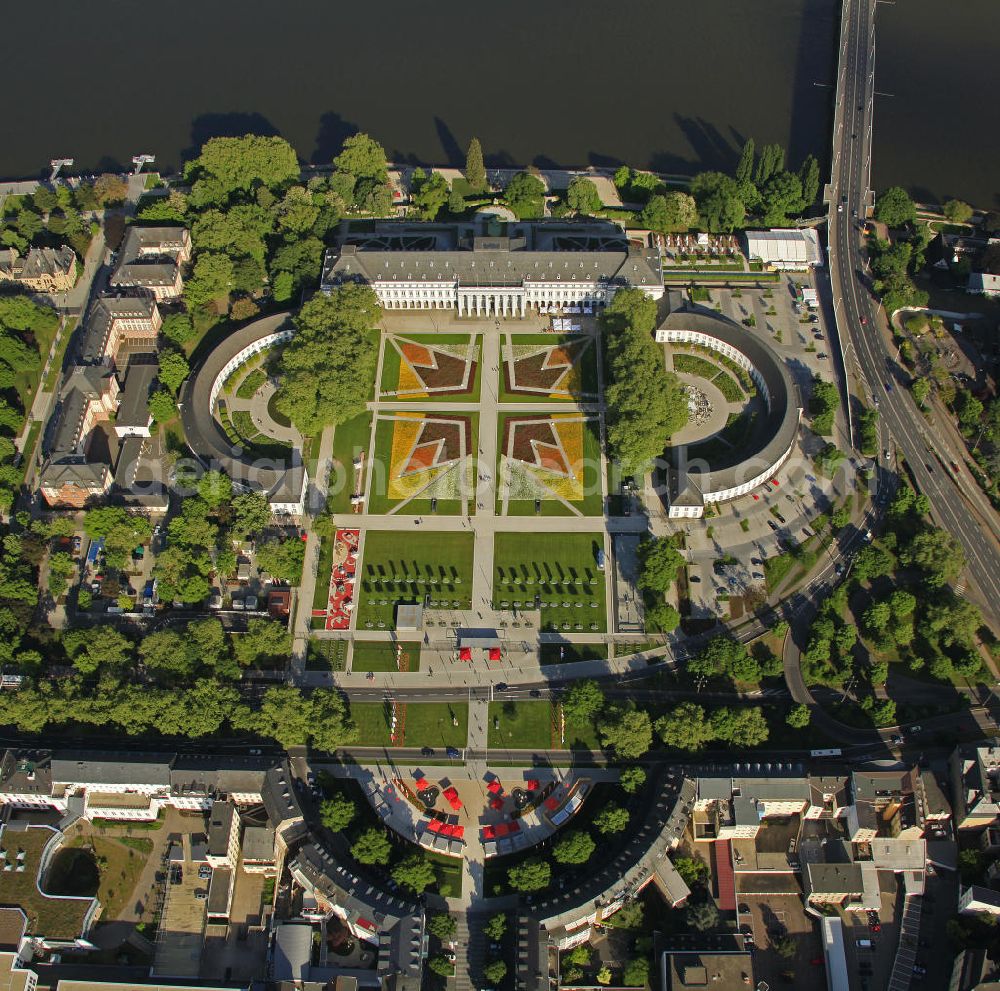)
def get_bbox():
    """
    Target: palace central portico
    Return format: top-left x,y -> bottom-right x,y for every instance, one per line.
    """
321,219 -> 664,316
